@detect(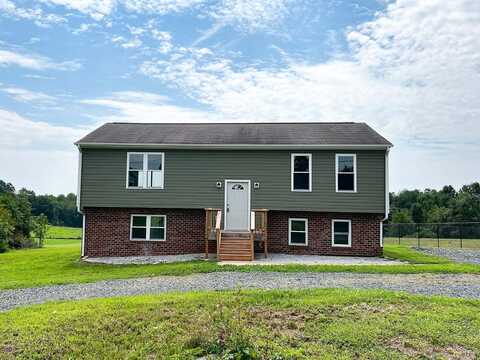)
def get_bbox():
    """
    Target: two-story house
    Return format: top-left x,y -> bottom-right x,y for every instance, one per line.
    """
76,122 -> 392,260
